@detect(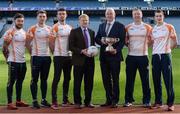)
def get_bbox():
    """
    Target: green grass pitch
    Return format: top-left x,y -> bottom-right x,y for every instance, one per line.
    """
0,48 -> 180,105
